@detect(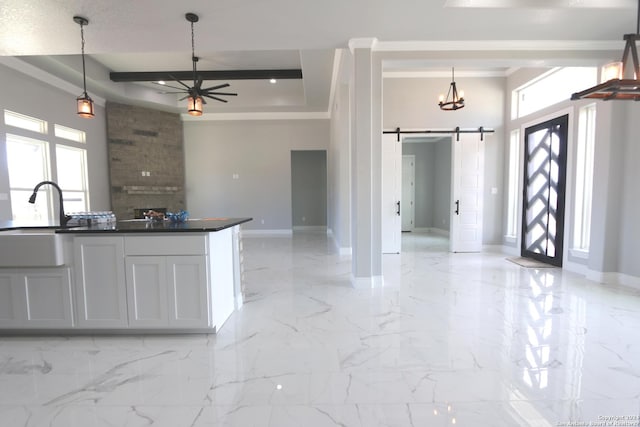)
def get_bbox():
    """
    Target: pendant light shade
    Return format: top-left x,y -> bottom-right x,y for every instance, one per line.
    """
187,95 -> 203,116
74,16 -> 94,118
439,68 -> 465,111
76,95 -> 95,118
571,0 -> 640,101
